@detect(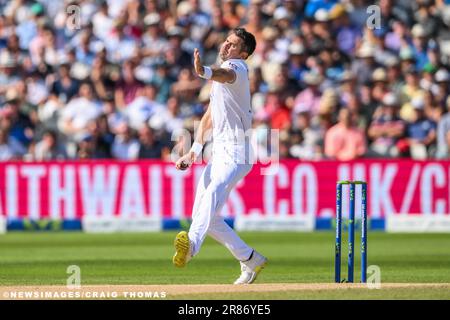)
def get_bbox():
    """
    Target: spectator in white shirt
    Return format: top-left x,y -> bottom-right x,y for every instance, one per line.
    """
33,130 -> 67,160
59,83 -> 102,140
111,122 -> 139,160
101,95 -> 126,134
26,71 -> 49,106
125,84 -> 165,131
105,20 -> 138,64
149,96 -> 184,135
141,13 -> 169,65
92,1 -> 114,41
